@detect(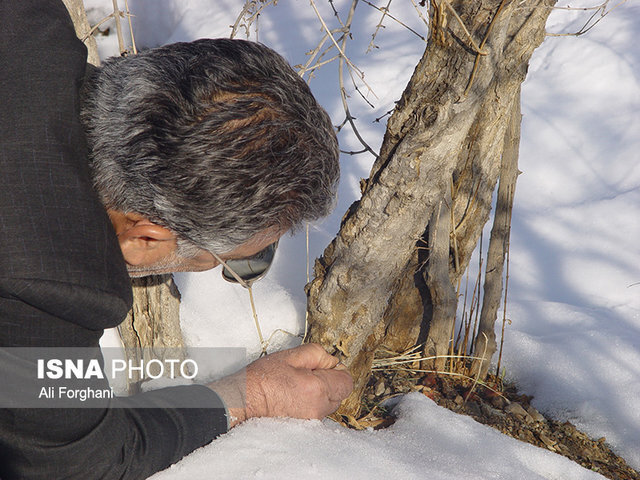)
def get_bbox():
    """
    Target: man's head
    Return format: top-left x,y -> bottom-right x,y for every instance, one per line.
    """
81,39 -> 339,276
